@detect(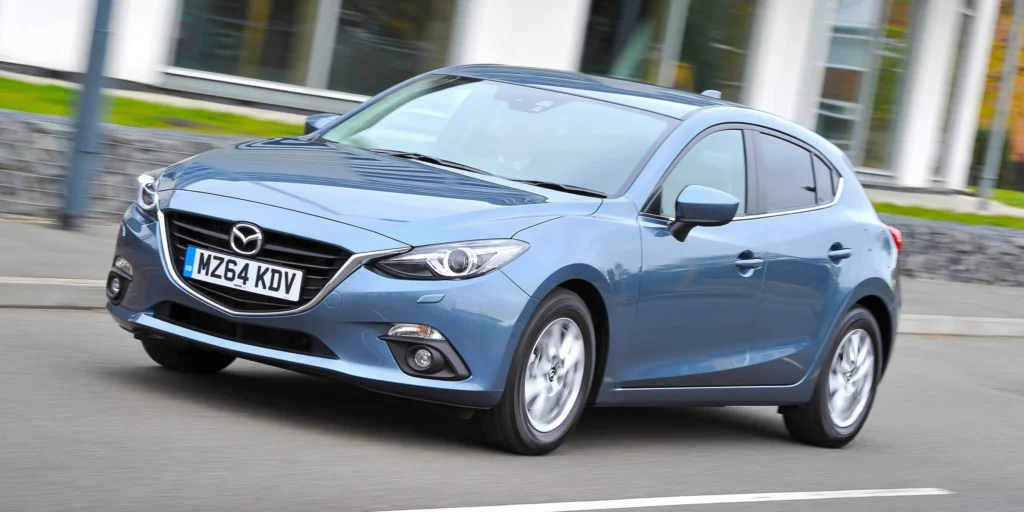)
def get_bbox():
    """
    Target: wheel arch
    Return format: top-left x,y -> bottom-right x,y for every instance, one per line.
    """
556,279 -> 610,405
845,277 -> 898,379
